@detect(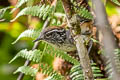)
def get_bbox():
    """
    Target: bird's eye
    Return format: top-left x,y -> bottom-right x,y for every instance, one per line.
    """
45,33 -> 51,38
